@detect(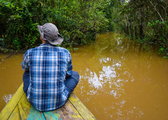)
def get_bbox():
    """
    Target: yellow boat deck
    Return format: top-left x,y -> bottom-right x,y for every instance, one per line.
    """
0,84 -> 96,120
